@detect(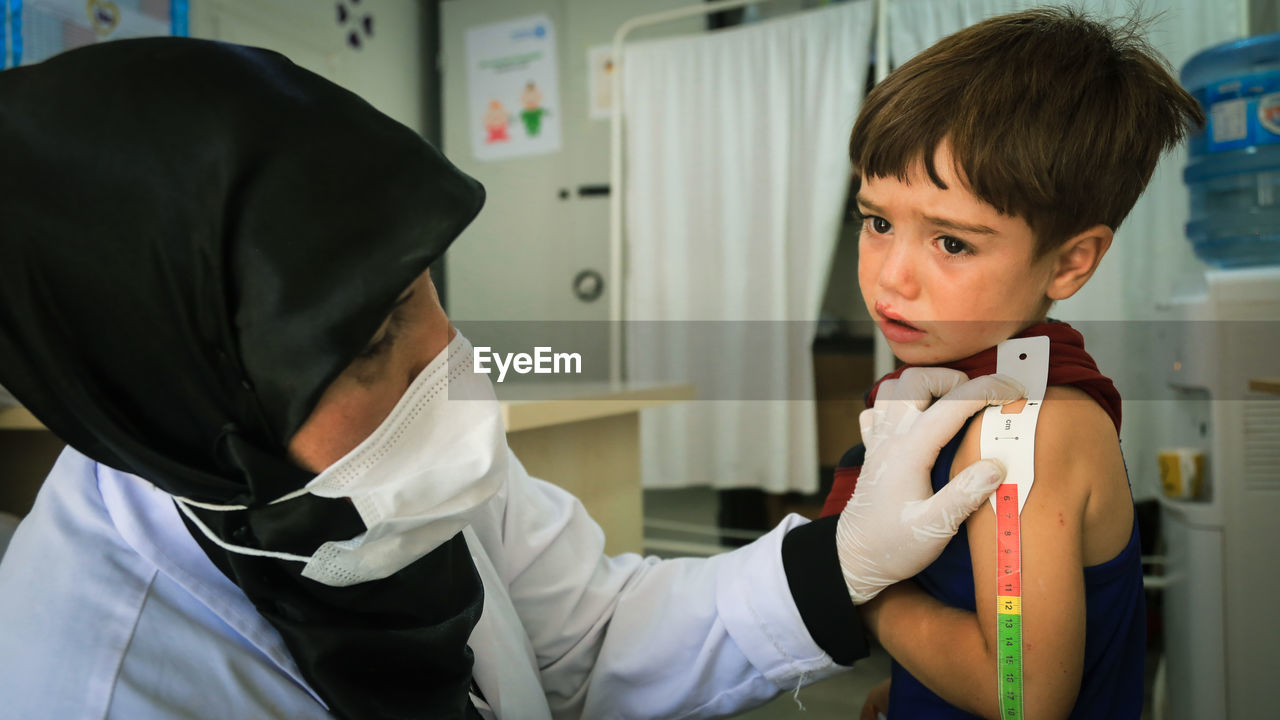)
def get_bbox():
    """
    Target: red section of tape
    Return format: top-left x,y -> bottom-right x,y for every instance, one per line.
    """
996,483 -> 1022,596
